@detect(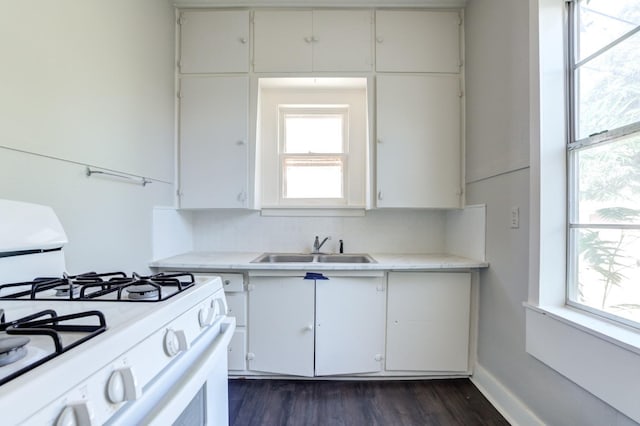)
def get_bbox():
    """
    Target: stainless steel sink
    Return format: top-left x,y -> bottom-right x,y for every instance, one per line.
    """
316,254 -> 375,263
251,253 -> 315,263
251,253 -> 376,264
